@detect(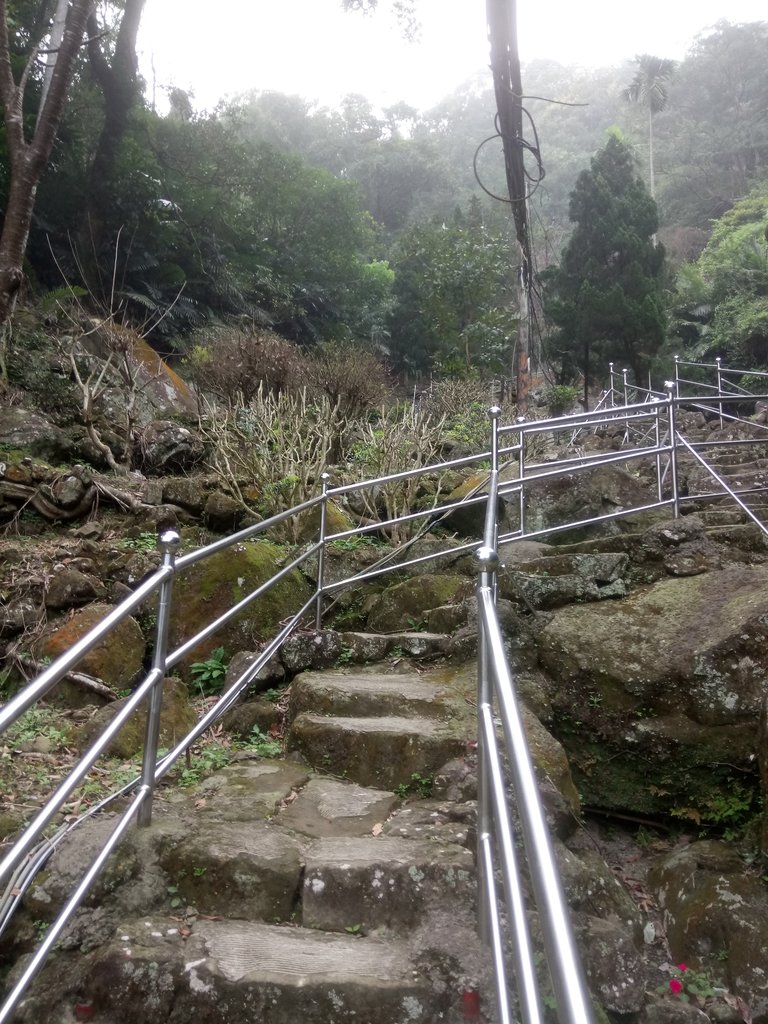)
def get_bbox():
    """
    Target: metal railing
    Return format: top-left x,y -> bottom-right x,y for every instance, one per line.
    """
2,368 -> 768,1022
